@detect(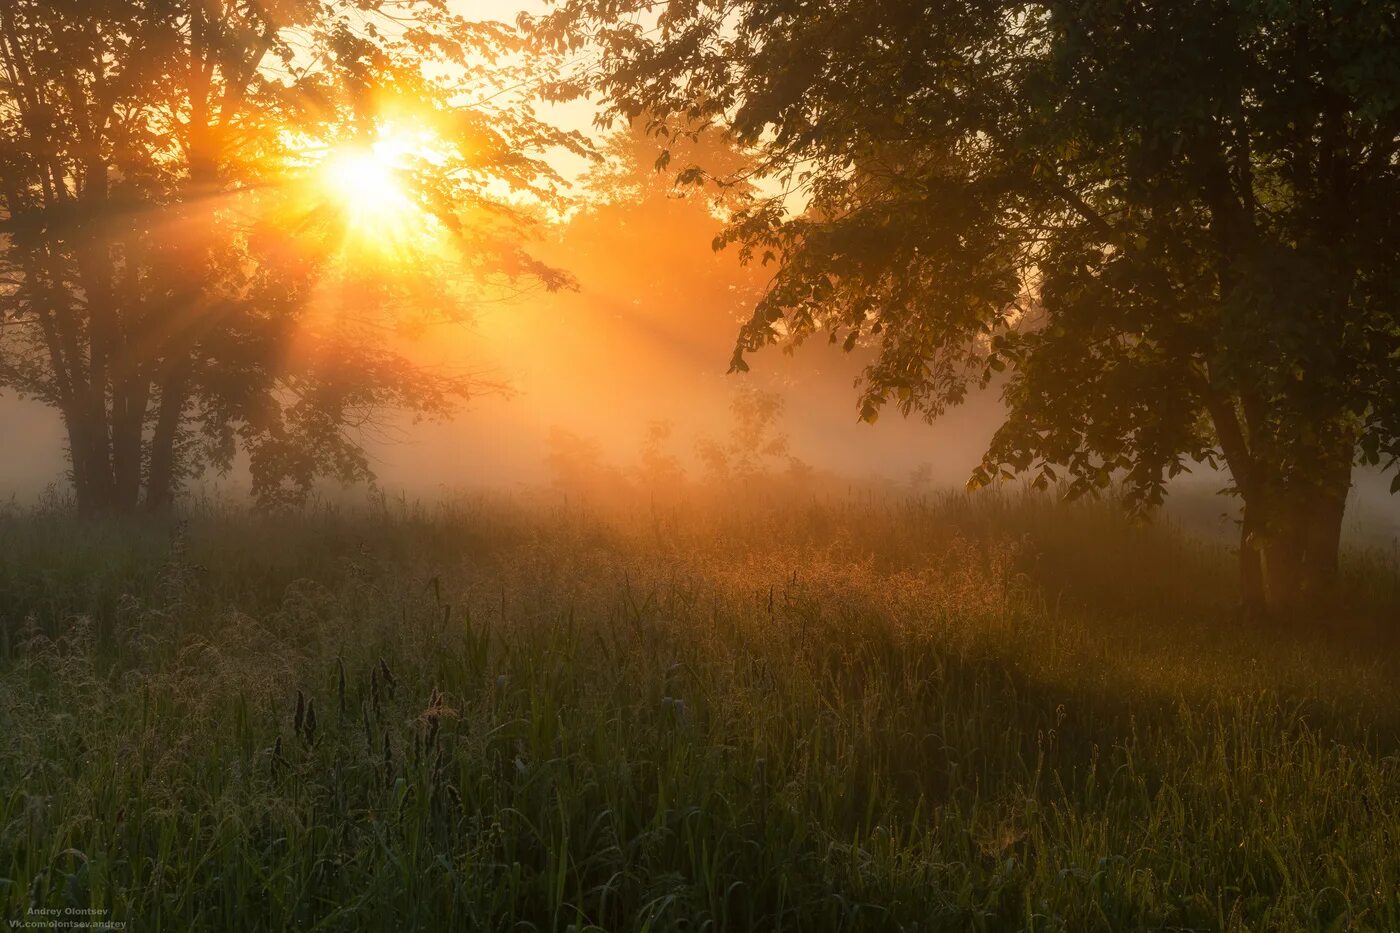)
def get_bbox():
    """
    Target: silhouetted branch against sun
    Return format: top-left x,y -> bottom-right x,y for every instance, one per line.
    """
0,0 -> 588,511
